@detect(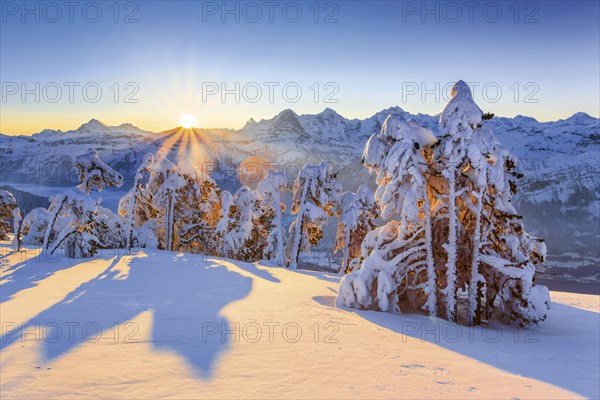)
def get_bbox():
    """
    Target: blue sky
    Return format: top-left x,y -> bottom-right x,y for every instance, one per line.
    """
1,0 -> 599,134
